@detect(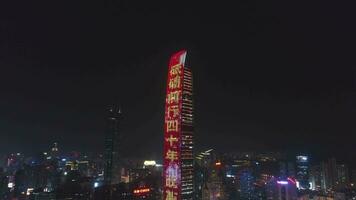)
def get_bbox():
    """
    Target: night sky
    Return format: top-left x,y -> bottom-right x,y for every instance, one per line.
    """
1,0 -> 356,161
